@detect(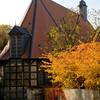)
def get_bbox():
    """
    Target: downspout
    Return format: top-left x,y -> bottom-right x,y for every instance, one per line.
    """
29,0 -> 38,58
